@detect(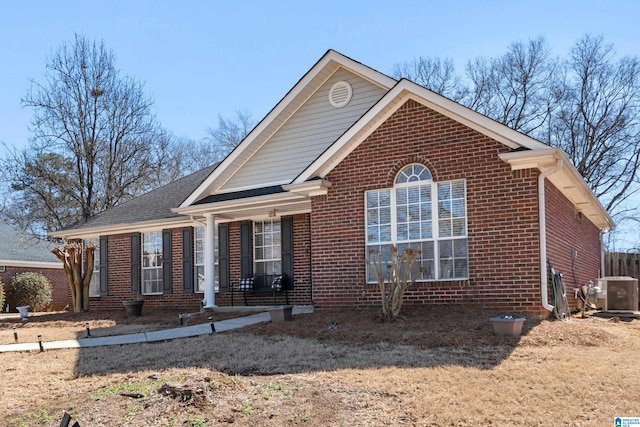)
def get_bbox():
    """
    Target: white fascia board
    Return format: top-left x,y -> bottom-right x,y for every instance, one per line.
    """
181,50 -> 396,208
0,259 -> 63,269
500,148 -> 613,229
48,217 -> 195,240
296,79 -> 551,183
174,191 -> 308,217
